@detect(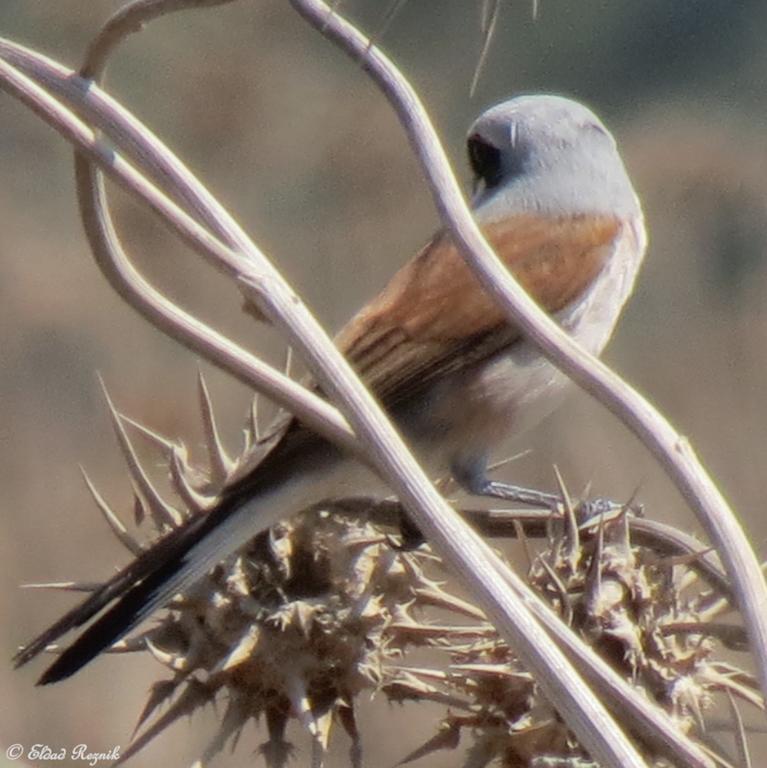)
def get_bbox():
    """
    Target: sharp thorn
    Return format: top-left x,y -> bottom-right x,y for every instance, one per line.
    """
132,679 -> 178,738
553,464 -> 579,561
80,465 -> 143,554
105,636 -> 147,654
133,493 -> 146,526
120,415 -> 176,454
169,447 -> 213,514
197,699 -> 248,767
98,376 -> 183,529
115,680 -> 211,766
486,448 -> 532,473
144,638 -> 189,671
20,581 -> 100,592
285,674 -> 316,736
197,369 -> 234,487
250,396 -> 261,443
470,0 -> 500,97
